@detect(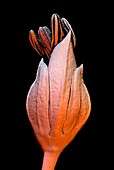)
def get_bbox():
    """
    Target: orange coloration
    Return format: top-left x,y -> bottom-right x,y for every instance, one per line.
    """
26,14 -> 91,170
